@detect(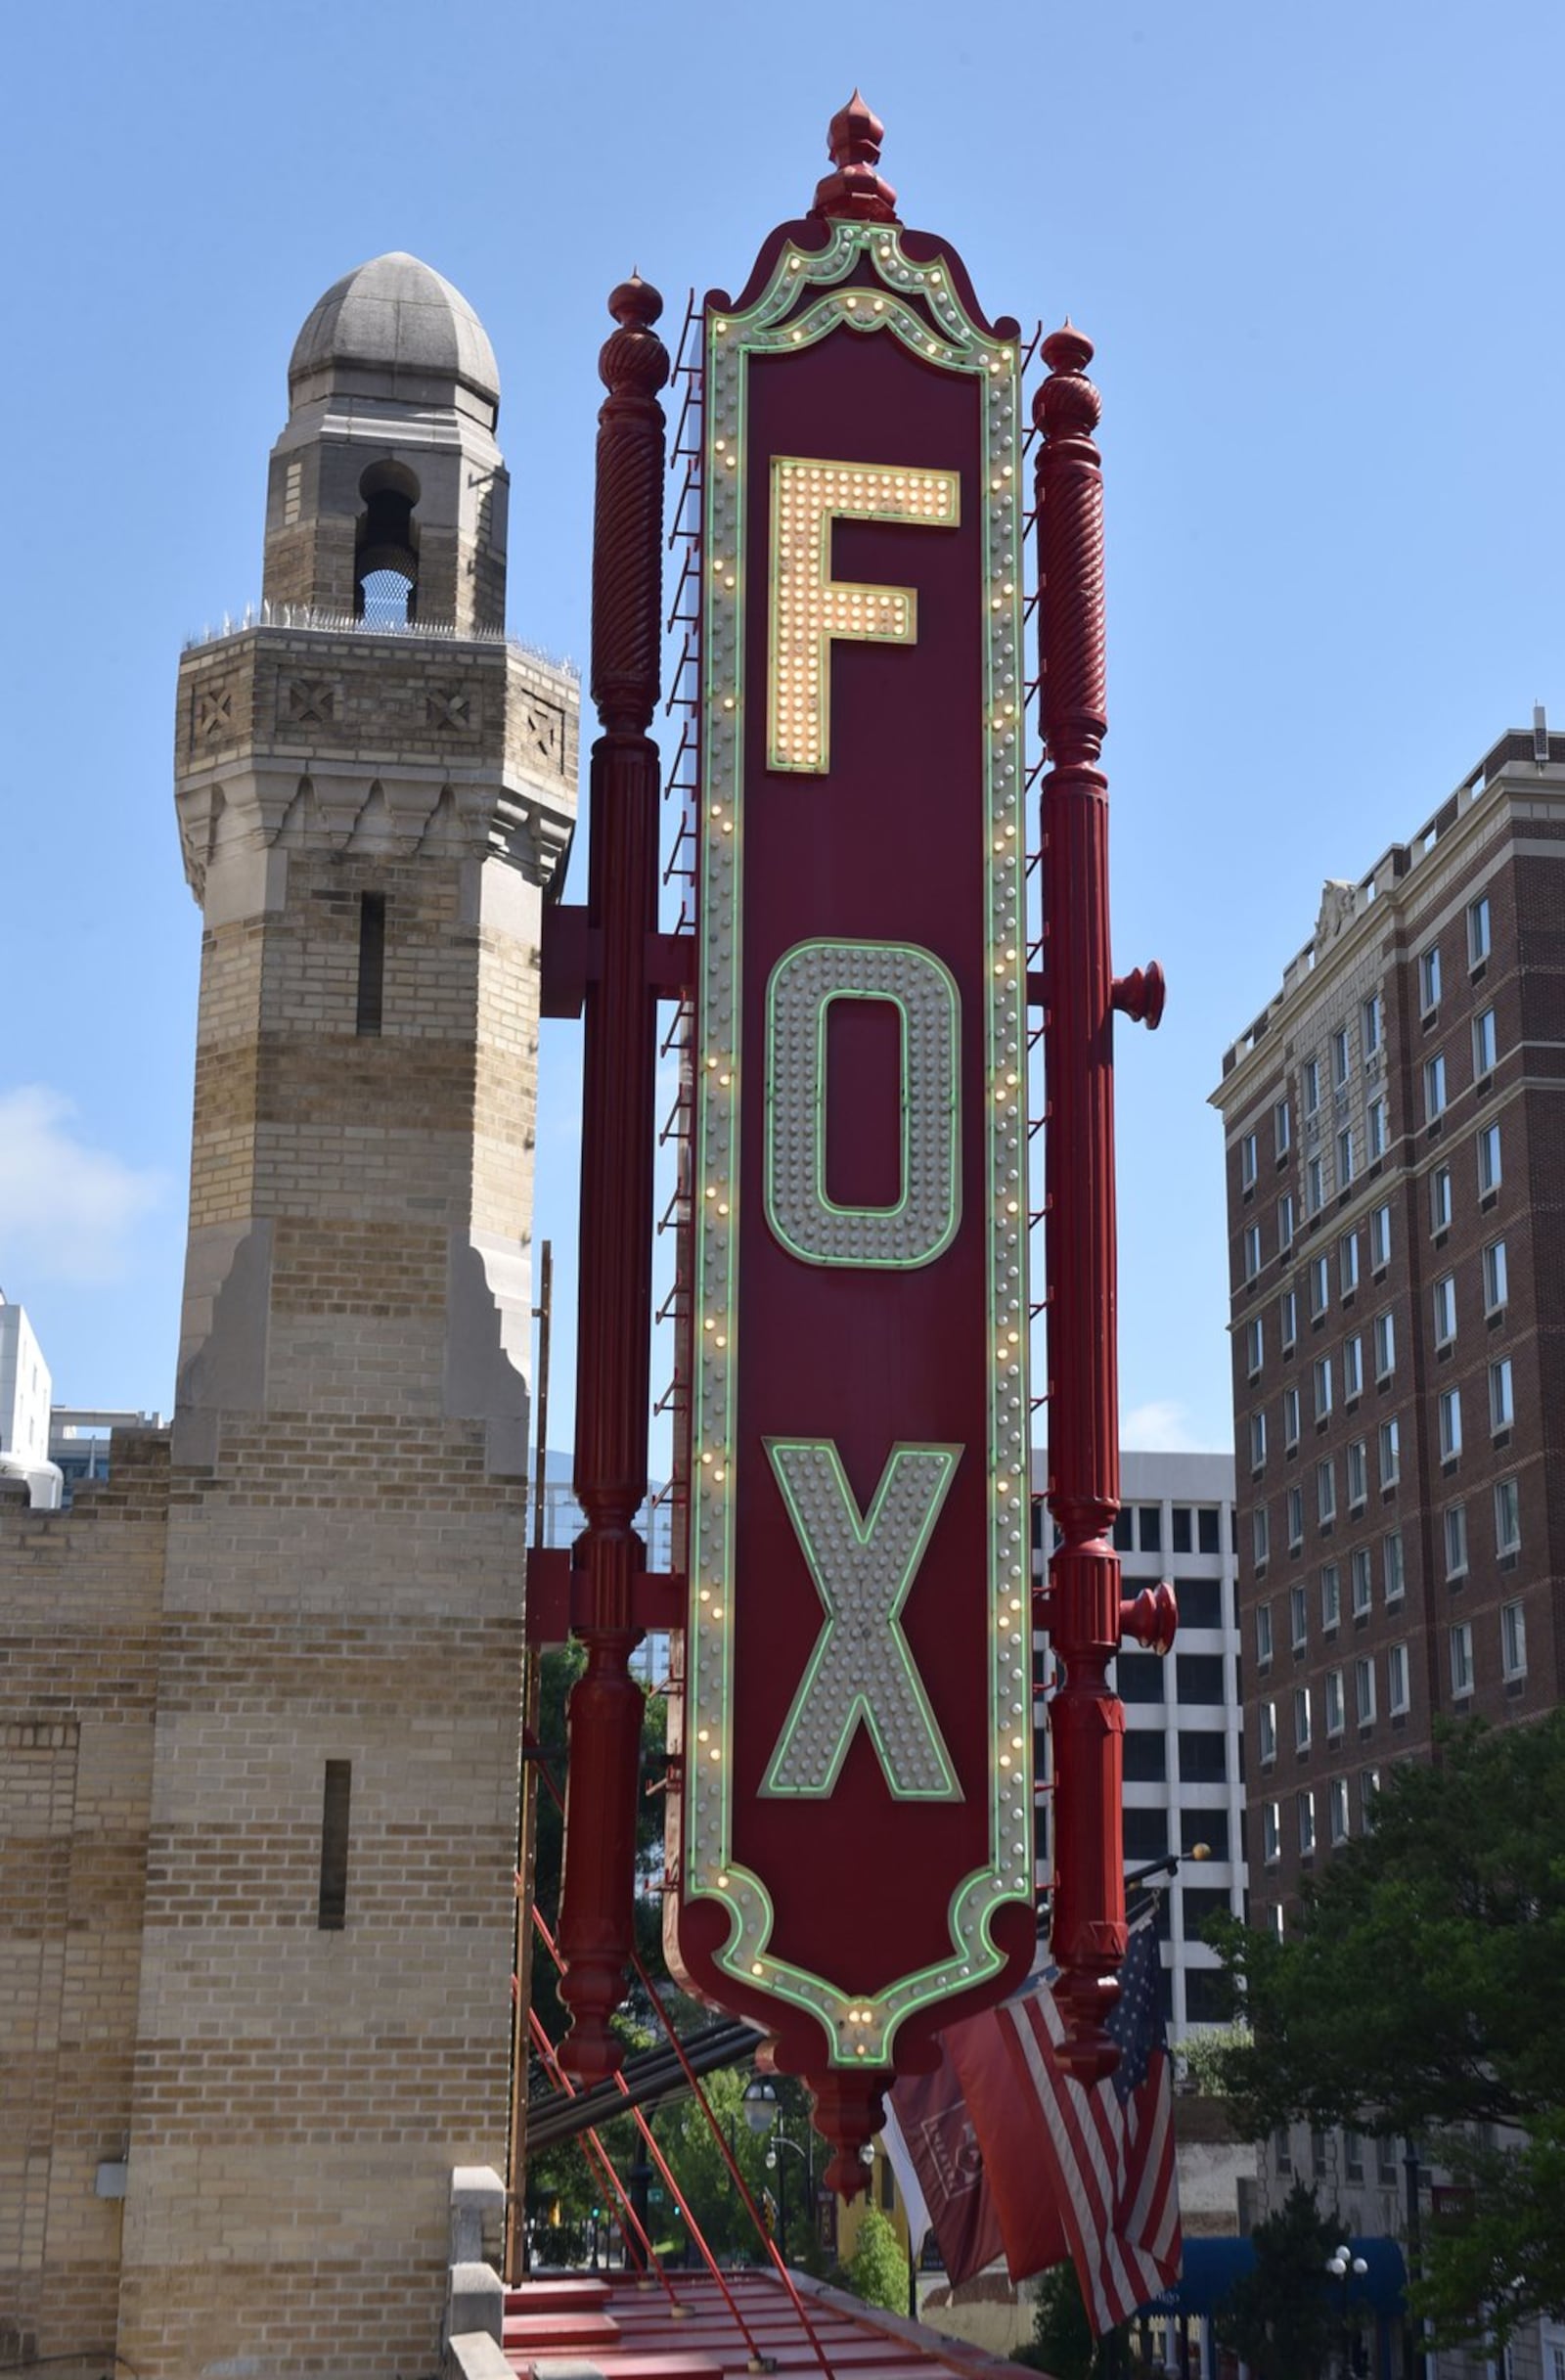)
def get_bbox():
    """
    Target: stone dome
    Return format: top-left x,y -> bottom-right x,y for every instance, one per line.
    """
288,251 -> 500,415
